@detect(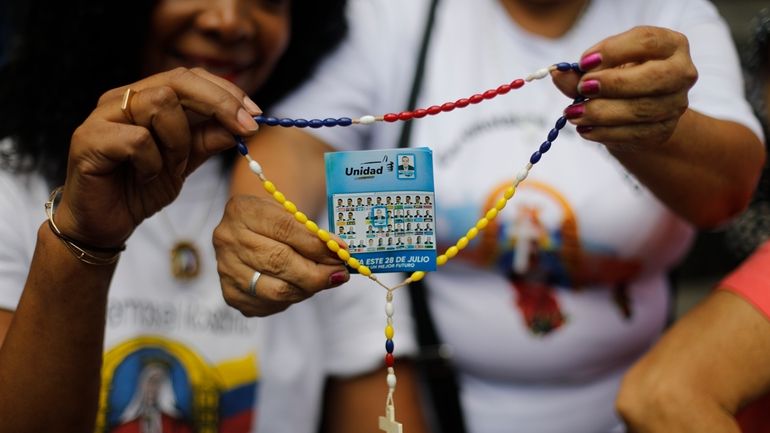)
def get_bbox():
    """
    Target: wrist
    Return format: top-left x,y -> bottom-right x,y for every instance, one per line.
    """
45,186 -> 125,265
